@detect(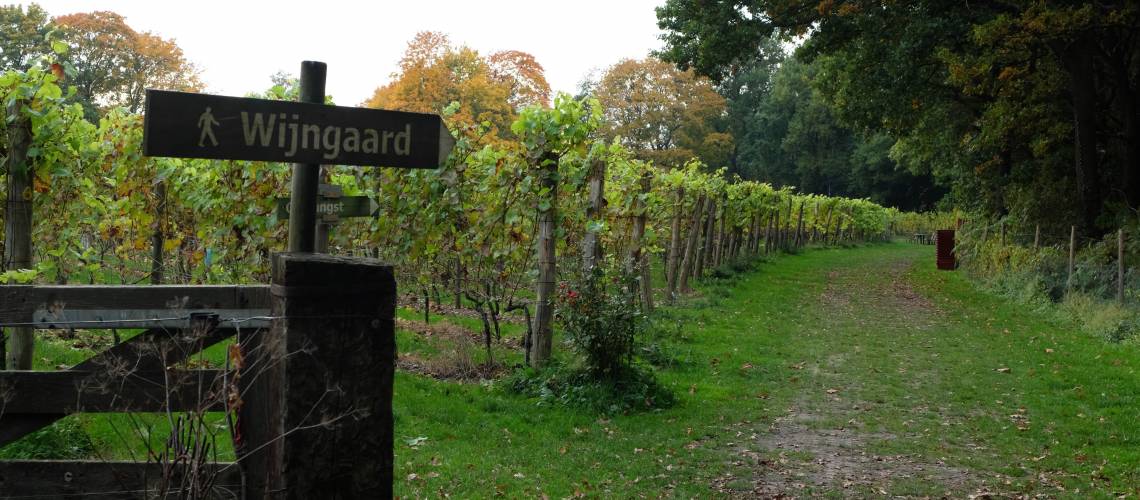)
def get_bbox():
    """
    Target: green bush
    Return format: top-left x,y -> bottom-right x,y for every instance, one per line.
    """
506,360 -> 675,415
556,266 -> 641,379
